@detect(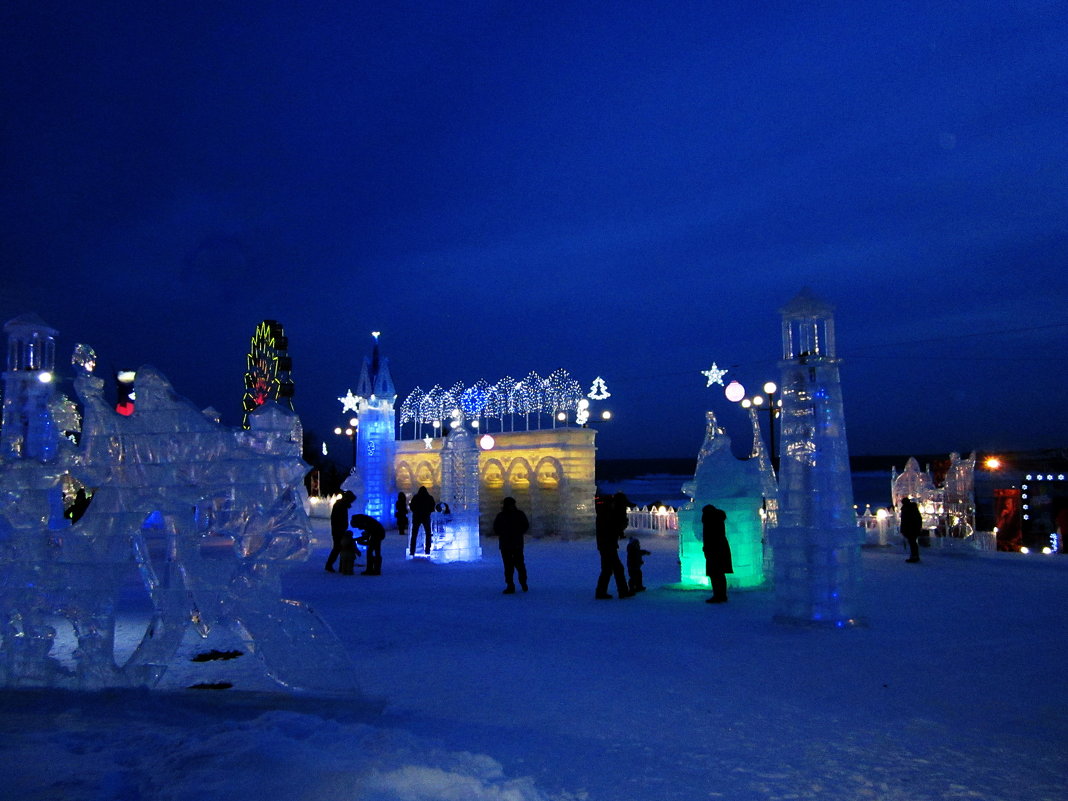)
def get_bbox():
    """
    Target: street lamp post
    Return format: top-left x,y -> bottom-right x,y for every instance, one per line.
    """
738,382 -> 780,473
761,382 -> 779,473
333,416 -> 358,468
